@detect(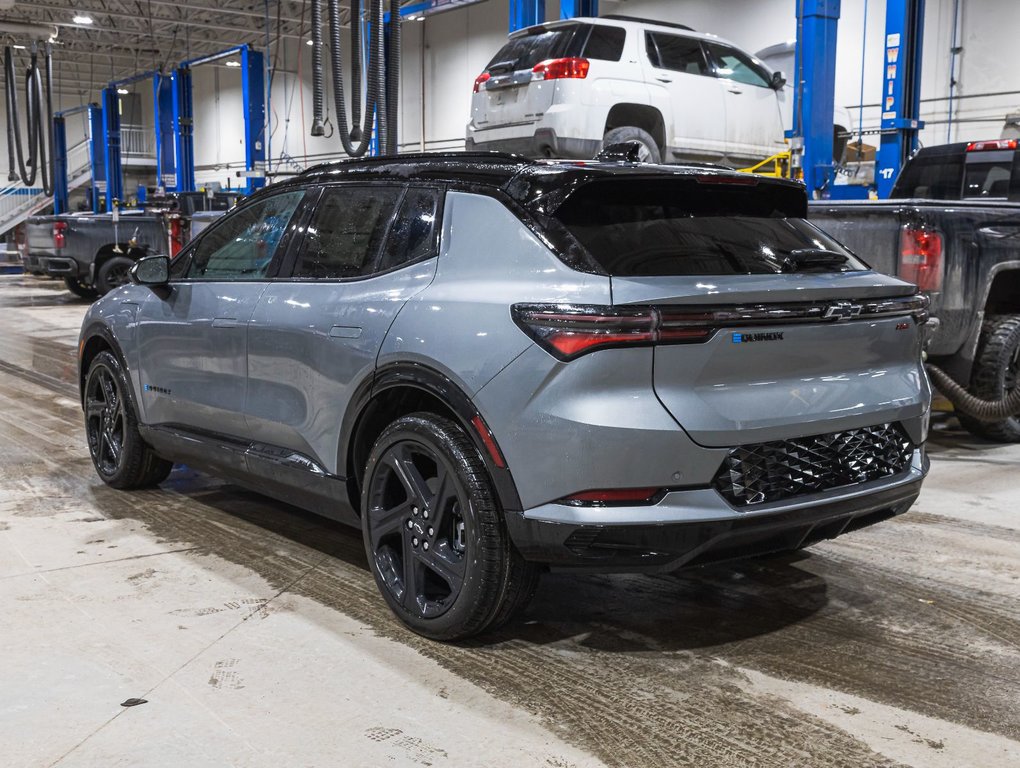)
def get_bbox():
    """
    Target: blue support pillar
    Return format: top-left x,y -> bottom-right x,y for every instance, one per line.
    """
101,86 -> 123,211
794,0 -> 840,197
52,116 -> 68,214
877,0 -> 925,198
559,0 -> 596,18
509,0 -> 544,33
172,67 -> 196,193
241,46 -> 266,193
88,105 -> 106,213
153,74 -> 176,192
